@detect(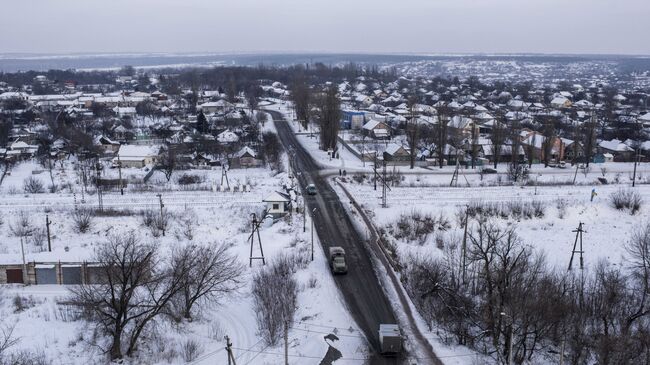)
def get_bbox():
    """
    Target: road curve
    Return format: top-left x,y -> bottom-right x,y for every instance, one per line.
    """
269,110 -> 430,365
